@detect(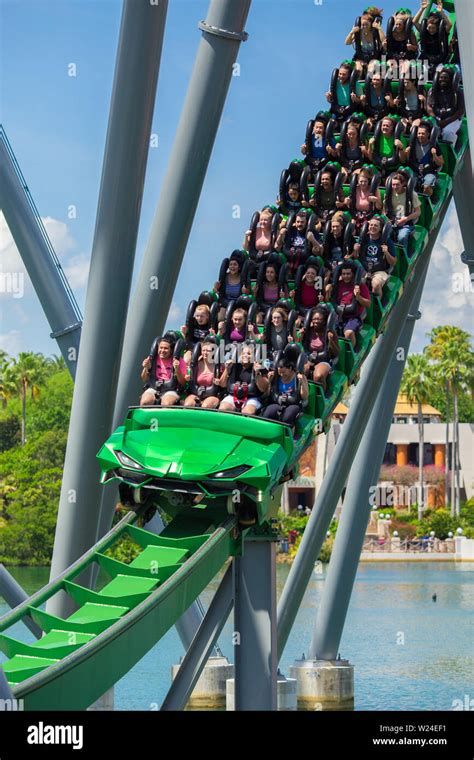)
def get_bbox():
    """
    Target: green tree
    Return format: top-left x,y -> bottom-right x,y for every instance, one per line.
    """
425,327 -> 474,517
401,354 -> 434,520
2,353 -> 48,444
